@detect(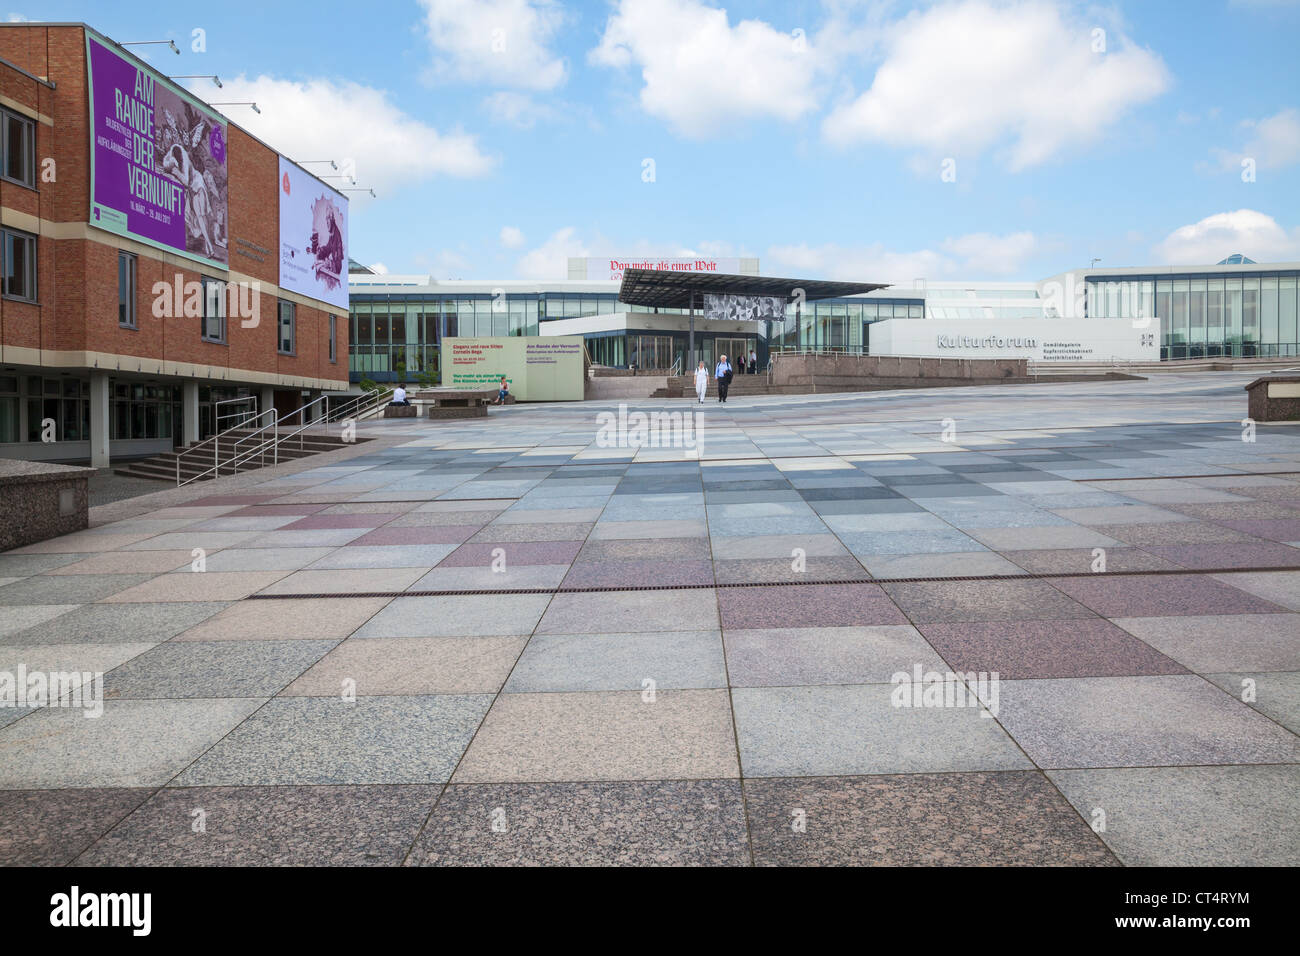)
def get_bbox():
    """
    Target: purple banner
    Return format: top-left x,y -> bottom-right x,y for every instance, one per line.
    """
87,33 -> 229,267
